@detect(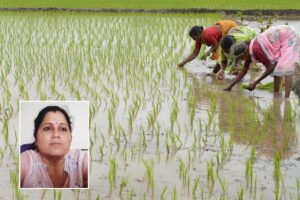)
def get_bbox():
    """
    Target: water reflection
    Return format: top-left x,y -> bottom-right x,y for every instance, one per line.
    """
188,72 -> 298,158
